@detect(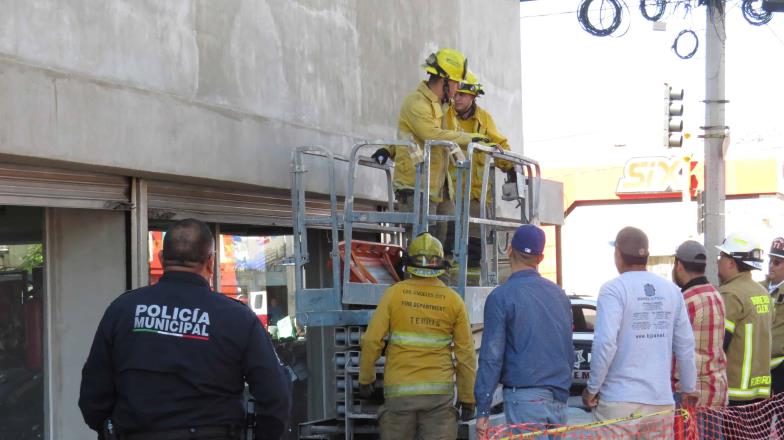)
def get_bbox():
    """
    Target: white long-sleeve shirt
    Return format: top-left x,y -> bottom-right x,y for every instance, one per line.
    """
587,270 -> 697,405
